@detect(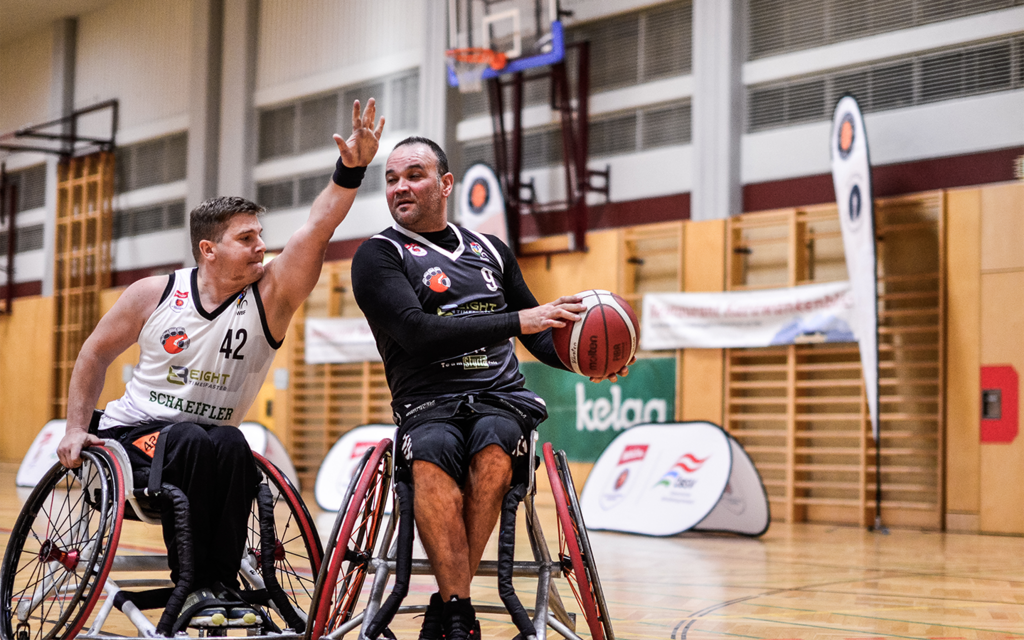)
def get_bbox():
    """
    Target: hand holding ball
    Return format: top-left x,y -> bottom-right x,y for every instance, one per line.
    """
552,290 -> 640,378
